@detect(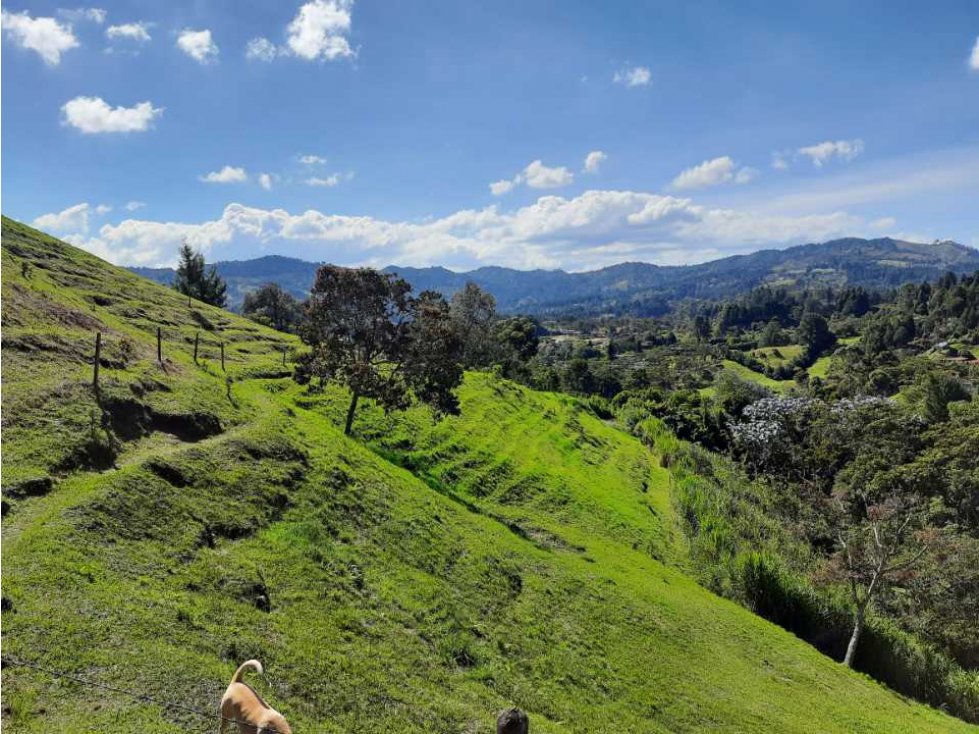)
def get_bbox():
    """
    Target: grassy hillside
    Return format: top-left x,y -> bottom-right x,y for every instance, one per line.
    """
2,217 -> 975,733
749,344 -> 803,368
719,360 -> 794,393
